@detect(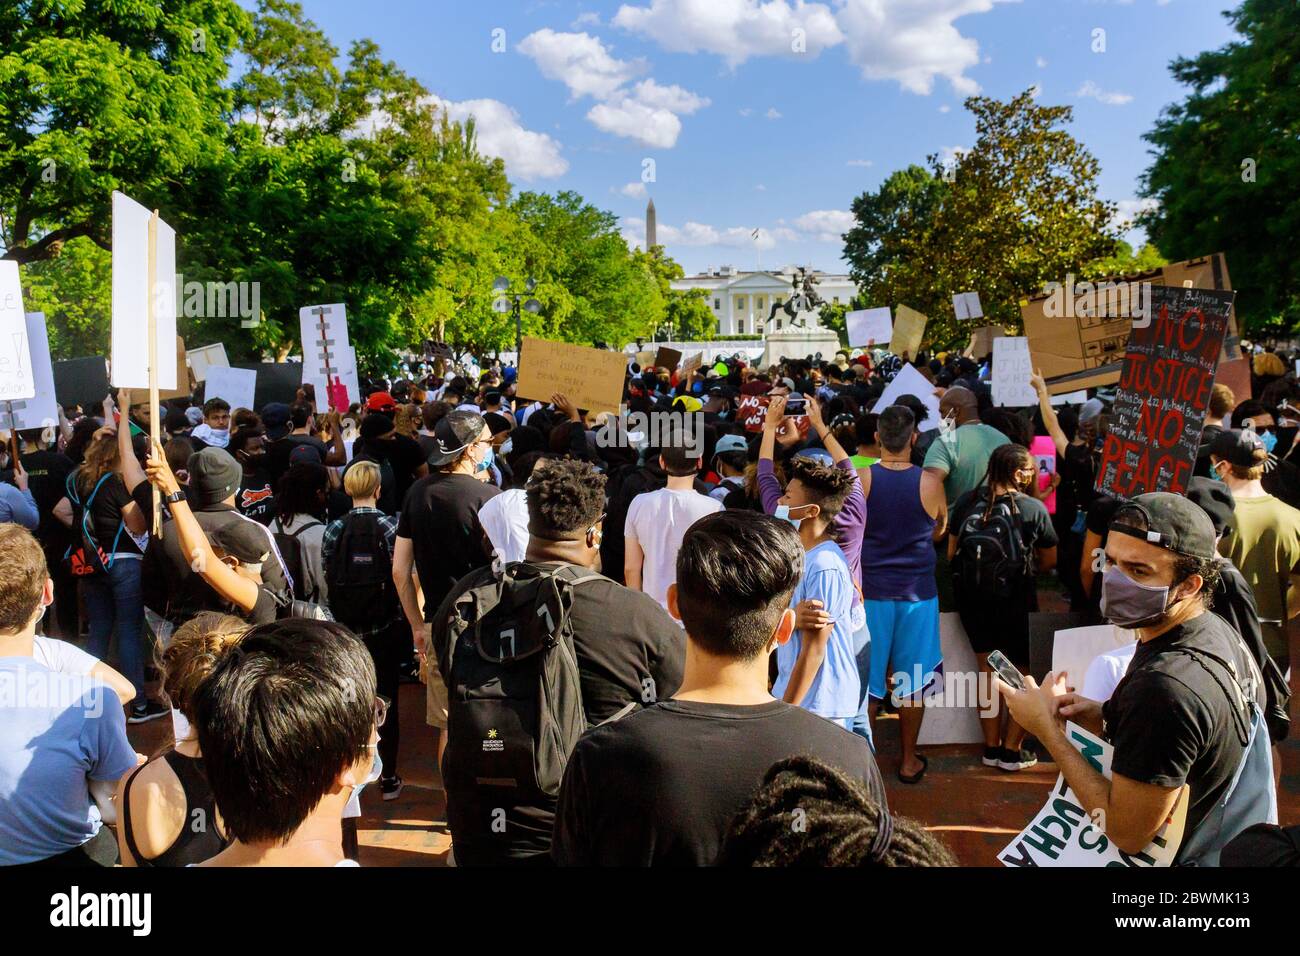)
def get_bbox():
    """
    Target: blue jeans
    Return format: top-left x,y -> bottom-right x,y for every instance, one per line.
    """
851,618 -> 874,749
82,556 -> 146,701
